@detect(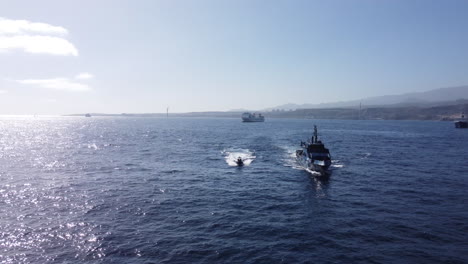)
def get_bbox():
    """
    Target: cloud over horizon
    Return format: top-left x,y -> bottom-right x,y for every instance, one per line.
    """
0,17 -> 78,56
